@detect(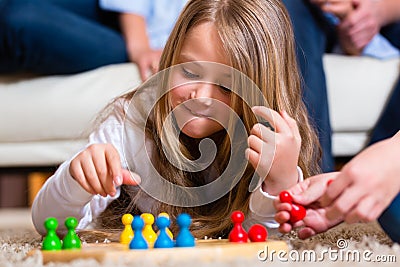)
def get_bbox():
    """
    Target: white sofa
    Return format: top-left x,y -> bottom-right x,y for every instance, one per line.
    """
0,55 -> 399,168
